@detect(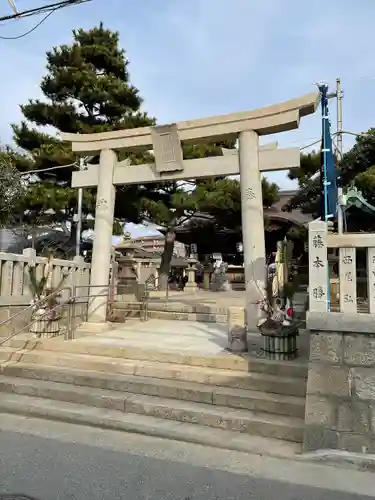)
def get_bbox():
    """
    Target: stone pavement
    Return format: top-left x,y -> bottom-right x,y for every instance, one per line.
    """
76,319 -> 229,354
75,318 -> 310,361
